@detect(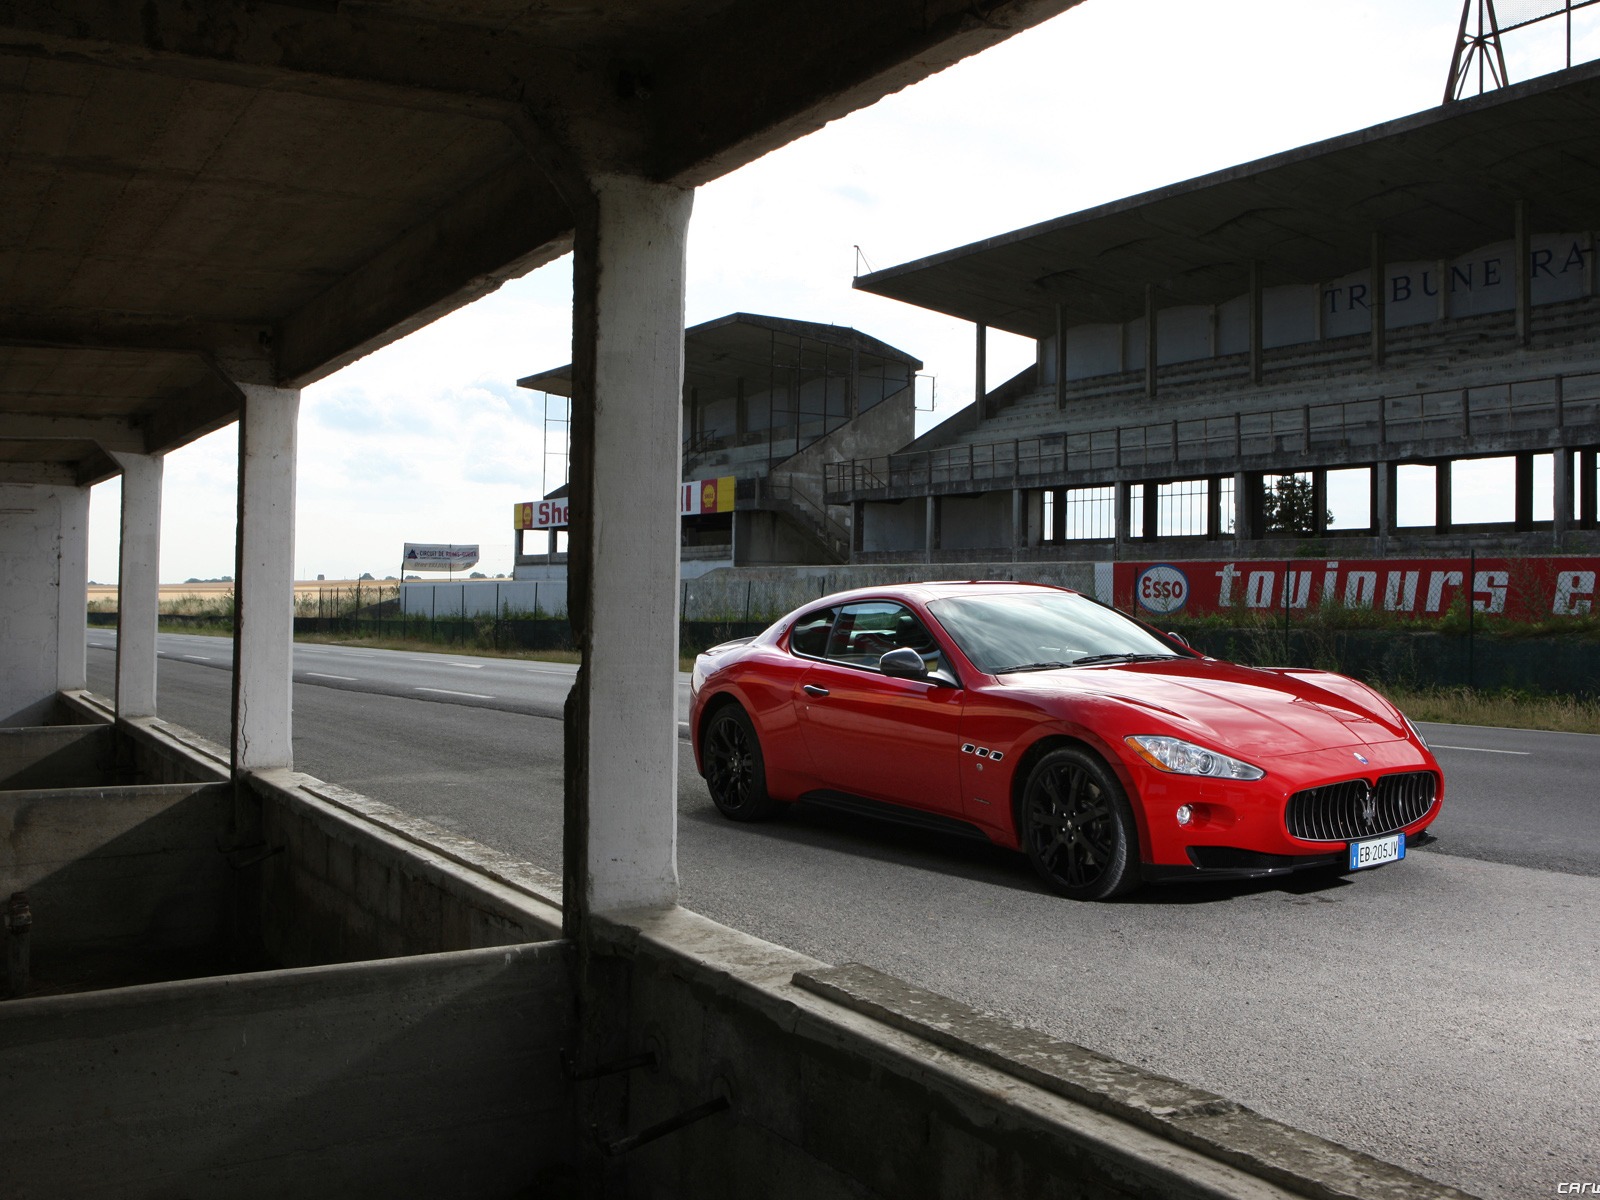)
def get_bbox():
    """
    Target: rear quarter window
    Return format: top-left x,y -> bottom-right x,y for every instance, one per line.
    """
788,606 -> 838,658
